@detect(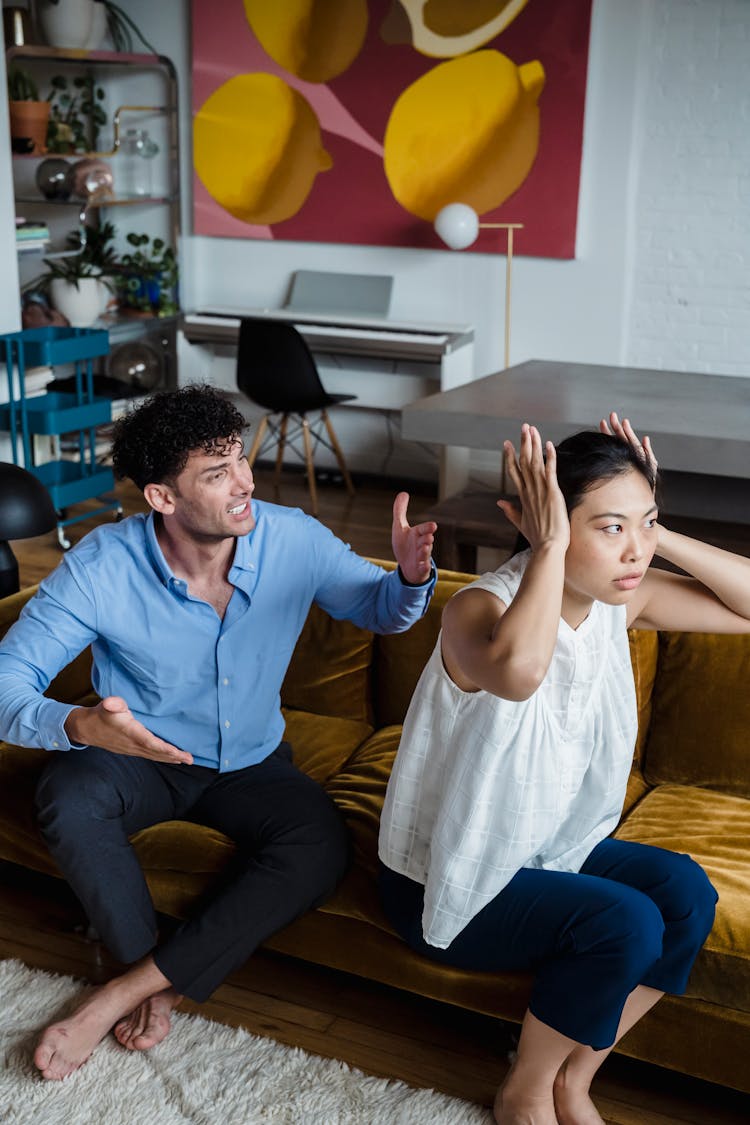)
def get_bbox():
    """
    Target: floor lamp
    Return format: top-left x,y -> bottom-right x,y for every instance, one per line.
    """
434,203 -> 523,370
